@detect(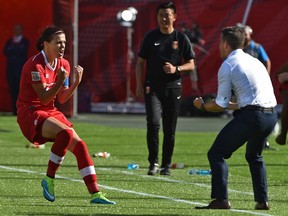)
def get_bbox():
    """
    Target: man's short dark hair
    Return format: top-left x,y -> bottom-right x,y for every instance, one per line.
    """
221,26 -> 245,50
157,2 -> 176,14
